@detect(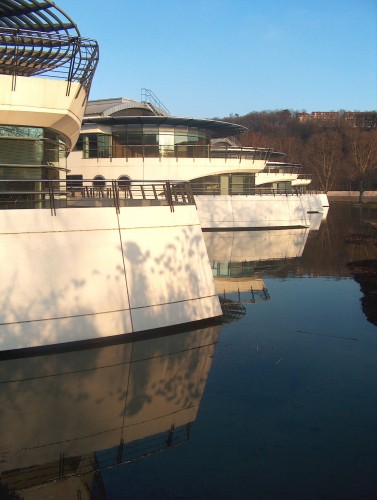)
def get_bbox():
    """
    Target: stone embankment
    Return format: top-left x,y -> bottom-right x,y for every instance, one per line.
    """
328,191 -> 377,202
